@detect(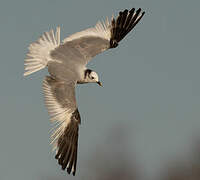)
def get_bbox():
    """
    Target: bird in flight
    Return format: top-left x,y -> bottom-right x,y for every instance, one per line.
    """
24,8 -> 145,176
